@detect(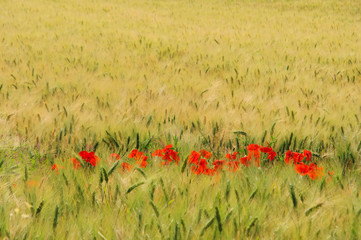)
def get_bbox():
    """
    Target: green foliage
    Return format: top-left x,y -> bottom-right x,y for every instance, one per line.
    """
126,182 -> 145,194
0,156 -> 360,239
289,184 -> 298,208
